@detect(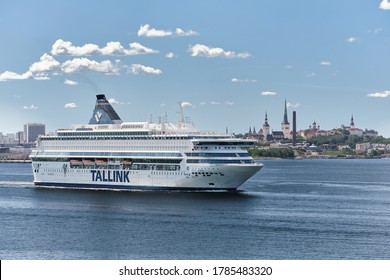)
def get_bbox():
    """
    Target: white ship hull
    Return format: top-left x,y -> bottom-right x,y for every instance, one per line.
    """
30,94 -> 264,192
32,161 -> 262,191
